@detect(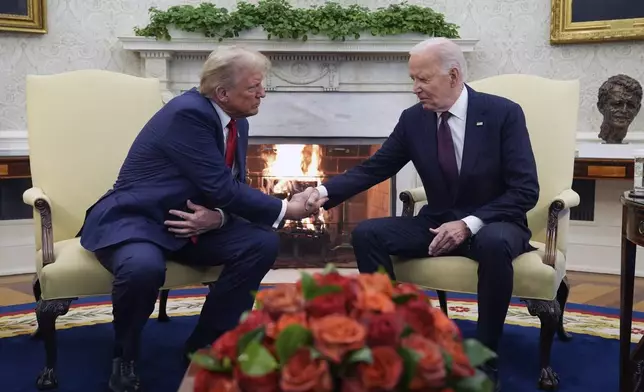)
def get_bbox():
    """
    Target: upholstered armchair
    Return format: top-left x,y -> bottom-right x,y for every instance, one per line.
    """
392,75 -> 580,390
23,70 -> 223,390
